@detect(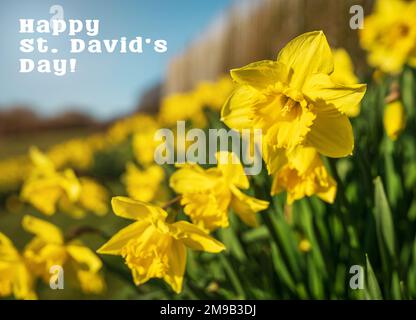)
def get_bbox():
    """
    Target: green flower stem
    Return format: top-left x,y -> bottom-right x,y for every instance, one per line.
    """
219,254 -> 246,299
101,258 -> 142,295
328,158 -> 360,251
64,226 -> 111,242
